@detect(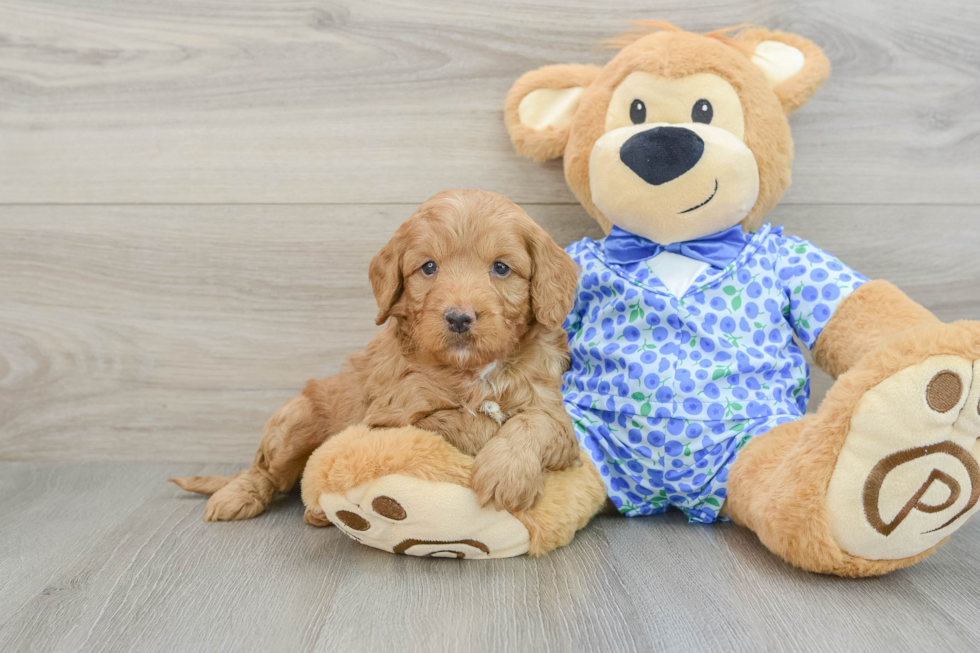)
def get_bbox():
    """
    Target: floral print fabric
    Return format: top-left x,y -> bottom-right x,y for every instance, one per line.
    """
562,224 -> 868,522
